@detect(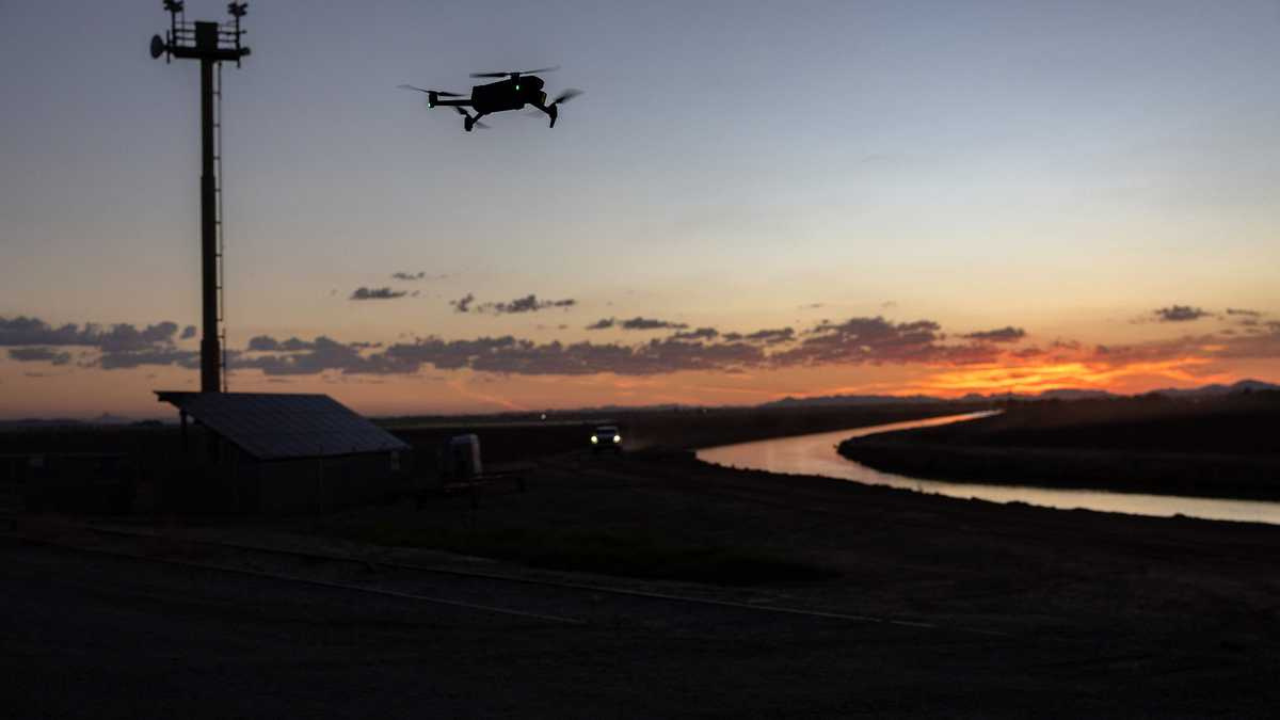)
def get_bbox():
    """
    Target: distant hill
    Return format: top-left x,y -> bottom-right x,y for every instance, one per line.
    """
0,418 -> 87,430
1143,379 -> 1279,399
760,394 -> 944,408
762,380 -> 1277,409
1033,389 -> 1118,400
760,390 -> 1112,408
0,414 -> 171,431
4,380 -> 1276,428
